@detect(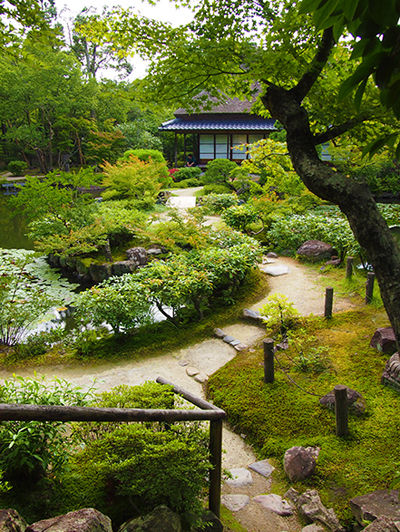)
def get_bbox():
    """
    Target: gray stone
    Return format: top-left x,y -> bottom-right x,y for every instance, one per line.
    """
118,506 -> 181,532
382,352 -> 400,393
0,509 -> 27,532
27,508 -> 112,532
194,373 -> 208,383
48,253 -> 60,267
260,265 -> 290,276
146,246 -> 163,255
186,366 -> 199,377
112,261 -> 136,276
229,339 -> 241,346
89,262 -> 112,283
243,308 -> 263,320
285,489 -> 344,532
363,517 -> 400,532
65,256 -> 76,270
223,335 -> 235,343
76,258 -> 90,276
267,252 -> 278,258
350,489 -> 400,525
370,327 -> 397,354
126,246 -> 148,266
325,258 -> 342,267
253,494 -> 294,516
301,525 -> 325,532
221,494 -> 250,512
214,328 -> 227,338
224,468 -> 253,487
178,360 -> 189,366
319,386 -> 366,417
284,446 -> 319,482
297,240 -> 333,262
249,459 -> 275,477
234,343 -> 249,352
